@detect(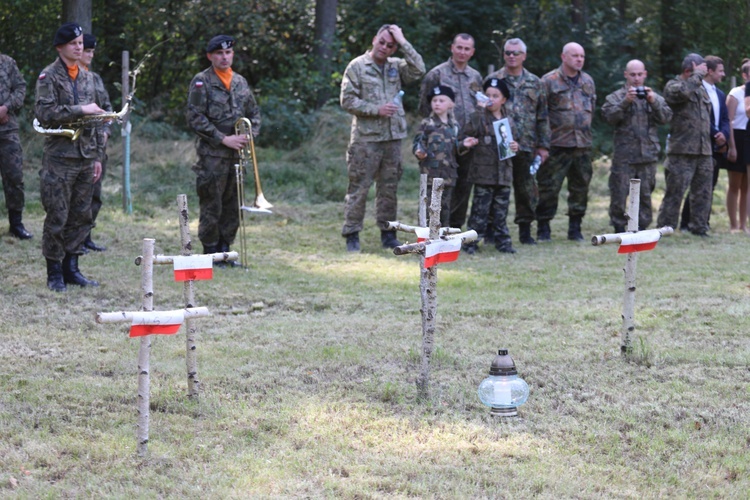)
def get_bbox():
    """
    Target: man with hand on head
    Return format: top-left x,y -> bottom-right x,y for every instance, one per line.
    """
35,22 -> 106,292
340,24 -> 425,252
